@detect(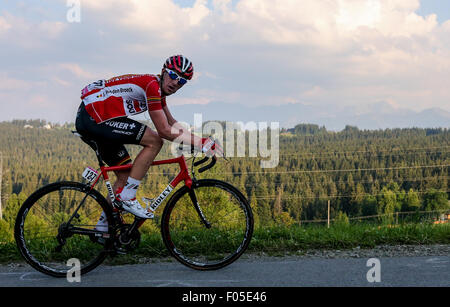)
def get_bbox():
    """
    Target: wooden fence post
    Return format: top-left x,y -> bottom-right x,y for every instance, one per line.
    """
327,199 -> 330,228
